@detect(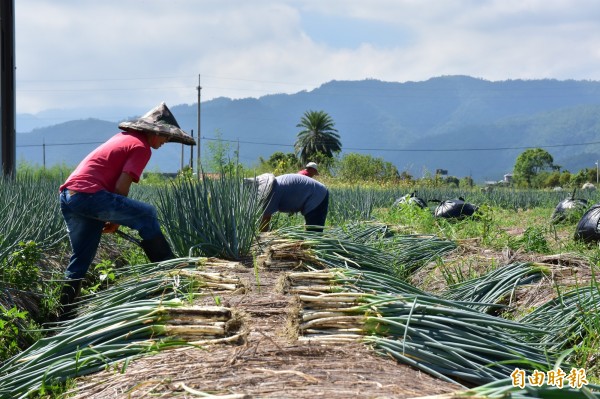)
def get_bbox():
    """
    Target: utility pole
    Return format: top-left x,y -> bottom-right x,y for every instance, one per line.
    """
197,74 -> 202,180
0,0 -> 16,178
596,160 -> 598,184
189,129 -> 194,171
